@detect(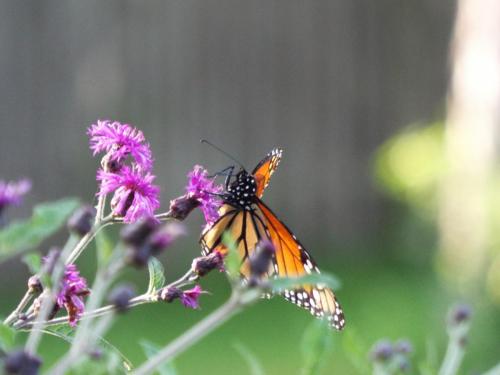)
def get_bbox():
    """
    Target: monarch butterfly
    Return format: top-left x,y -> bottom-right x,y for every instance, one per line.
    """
200,148 -> 345,330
